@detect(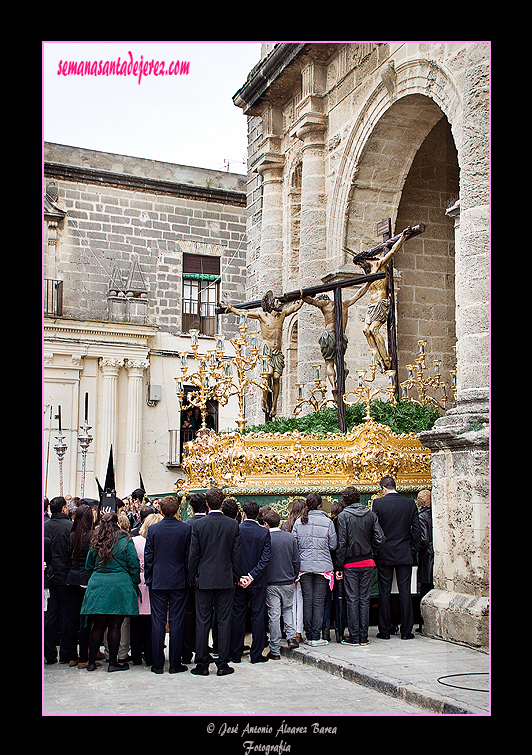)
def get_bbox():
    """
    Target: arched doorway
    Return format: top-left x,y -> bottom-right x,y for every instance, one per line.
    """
342,94 -> 459,388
